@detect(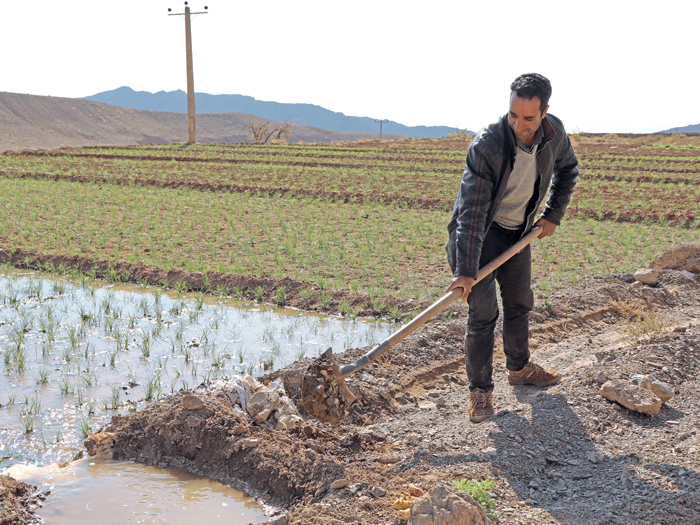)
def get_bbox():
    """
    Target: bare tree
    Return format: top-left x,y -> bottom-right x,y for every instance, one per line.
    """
246,121 -> 291,144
